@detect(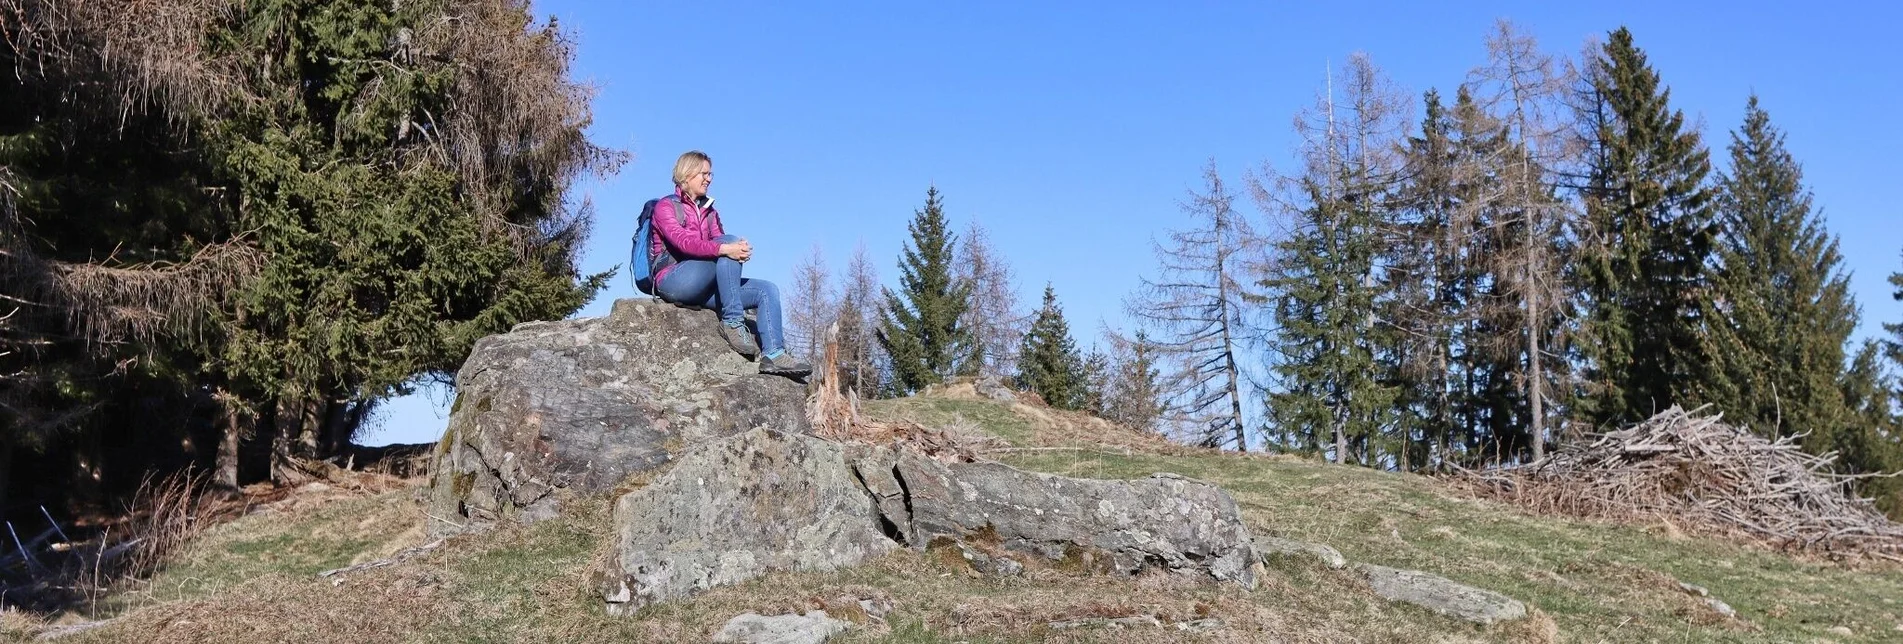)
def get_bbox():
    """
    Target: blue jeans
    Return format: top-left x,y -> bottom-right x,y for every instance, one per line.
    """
655,235 -> 786,356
